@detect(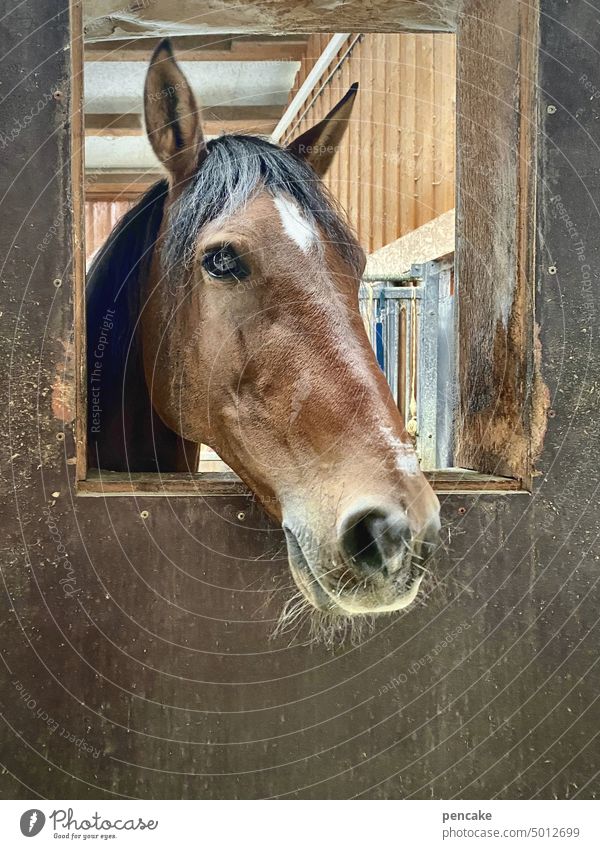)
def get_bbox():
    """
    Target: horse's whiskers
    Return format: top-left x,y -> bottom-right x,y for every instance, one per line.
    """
272,583 -> 378,649
271,591 -> 314,640
336,569 -> 355,598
